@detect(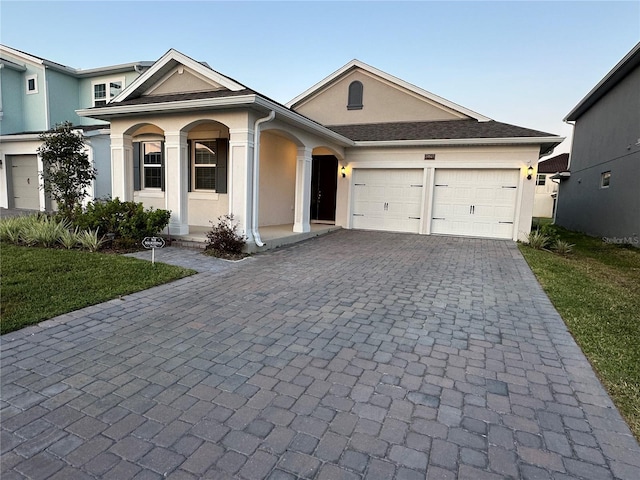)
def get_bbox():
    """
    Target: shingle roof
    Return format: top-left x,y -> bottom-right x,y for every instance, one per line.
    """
97,89 -> 256,107
326,120 -> 555,142
538,153 -> 569,173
